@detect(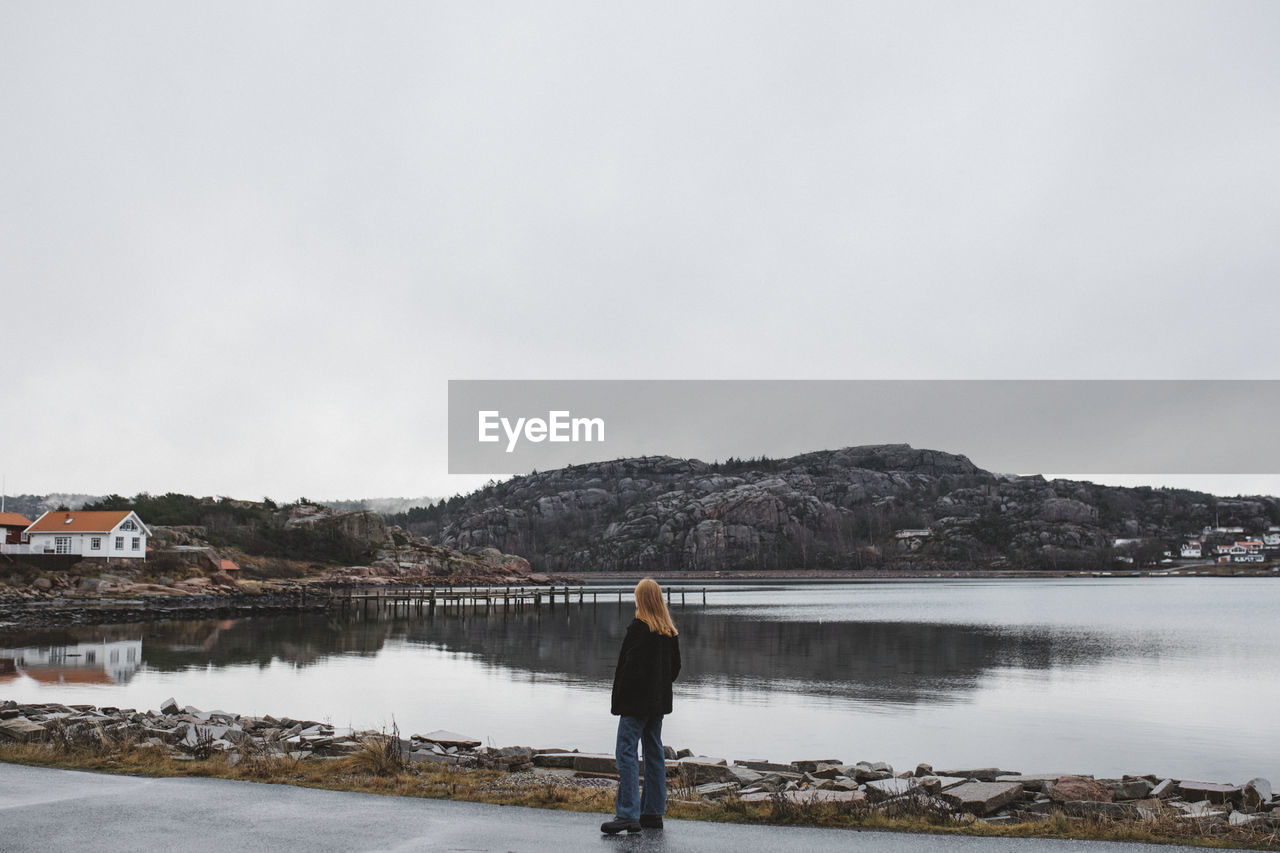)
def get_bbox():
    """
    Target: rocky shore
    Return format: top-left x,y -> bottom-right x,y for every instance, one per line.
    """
2,699 -> 1275,838
0,589 -> 330,629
